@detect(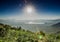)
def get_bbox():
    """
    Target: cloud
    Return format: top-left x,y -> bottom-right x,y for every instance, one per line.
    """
6,12 -> 60,20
